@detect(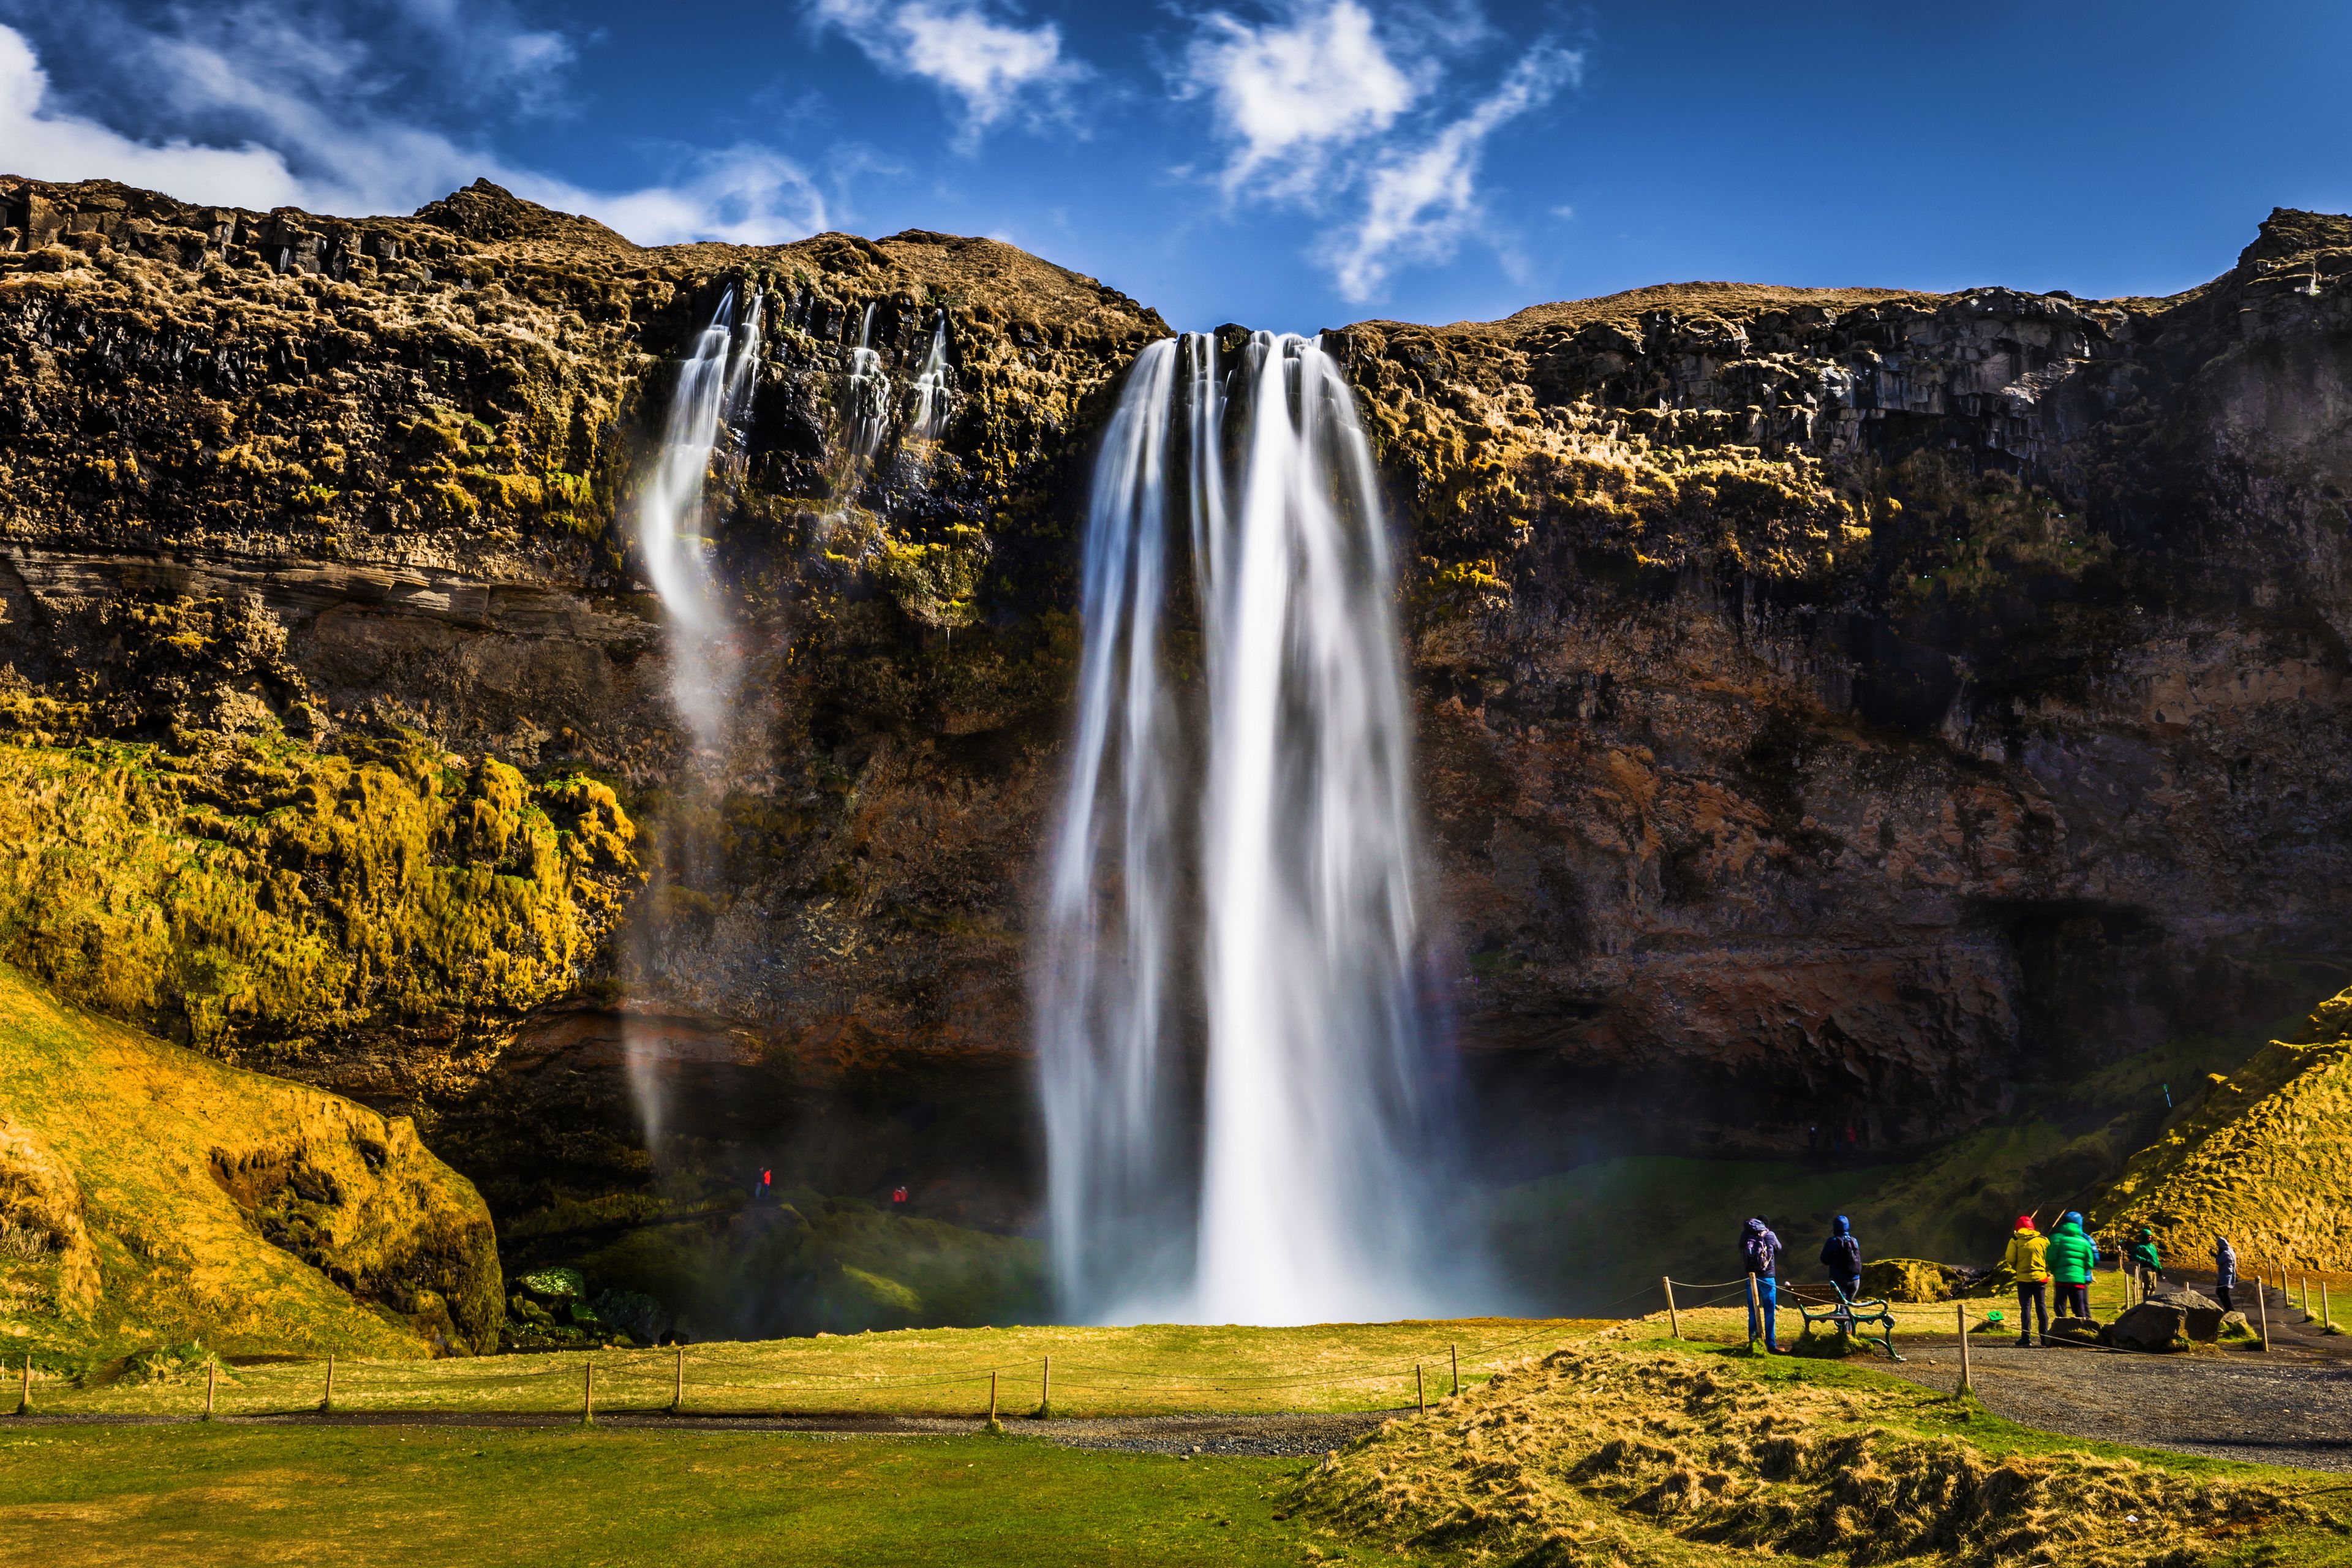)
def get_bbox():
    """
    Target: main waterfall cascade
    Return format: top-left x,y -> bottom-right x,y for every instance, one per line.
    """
1039,331 -> 1468,1327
